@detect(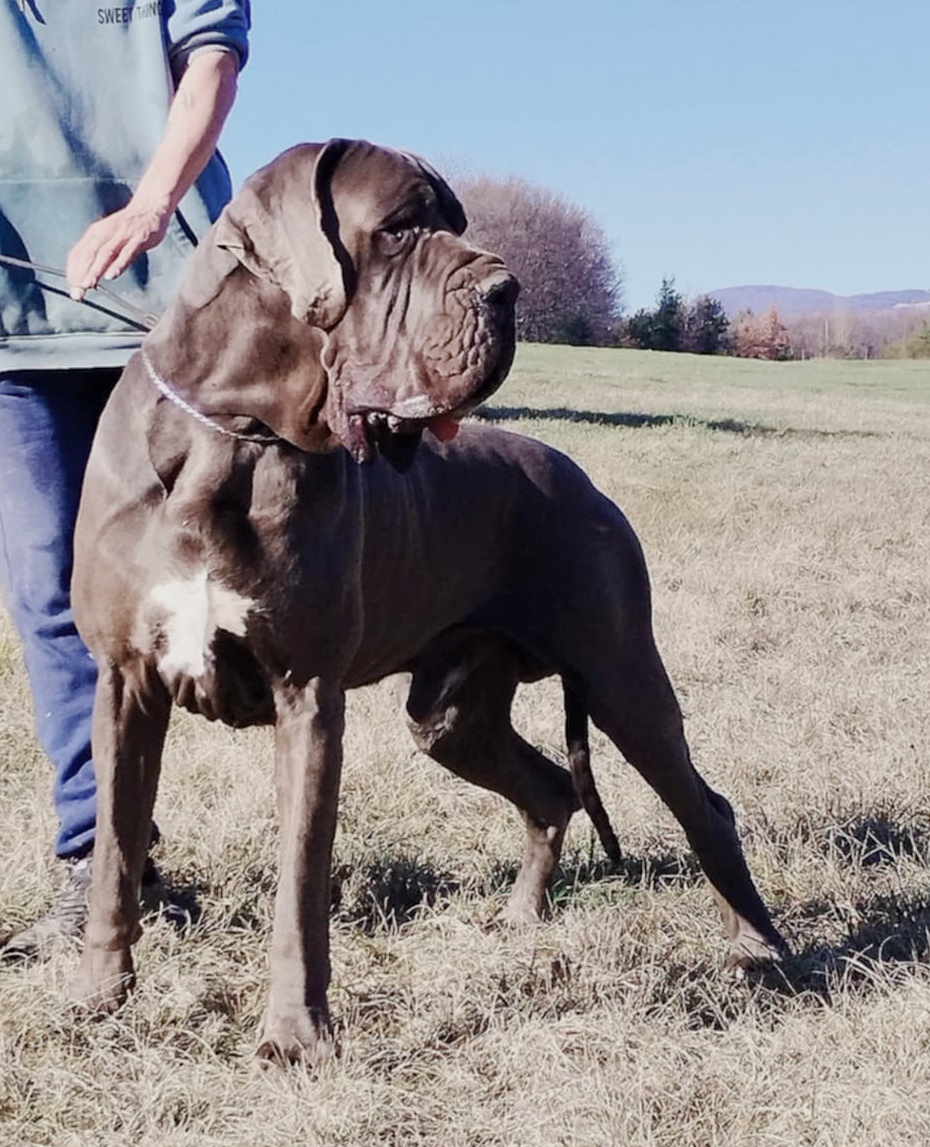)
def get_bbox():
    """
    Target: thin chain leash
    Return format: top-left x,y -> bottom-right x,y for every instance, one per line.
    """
0,251 -> 279,446
0,252 -> 158,331
141,348 -> 279,445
